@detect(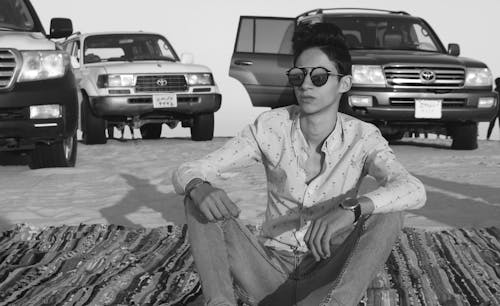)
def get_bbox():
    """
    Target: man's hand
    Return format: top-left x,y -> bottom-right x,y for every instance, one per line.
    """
189,183 -> 241,222
304,206 -> 354,262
